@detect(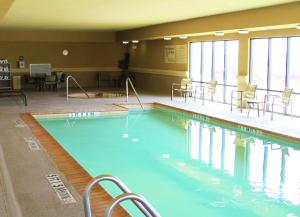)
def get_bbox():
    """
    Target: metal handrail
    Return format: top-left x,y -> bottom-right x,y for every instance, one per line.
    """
84,174 -> 155,217
105,193 -> 161,217
125,77 -> 144,110
66,75 -> 89,101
